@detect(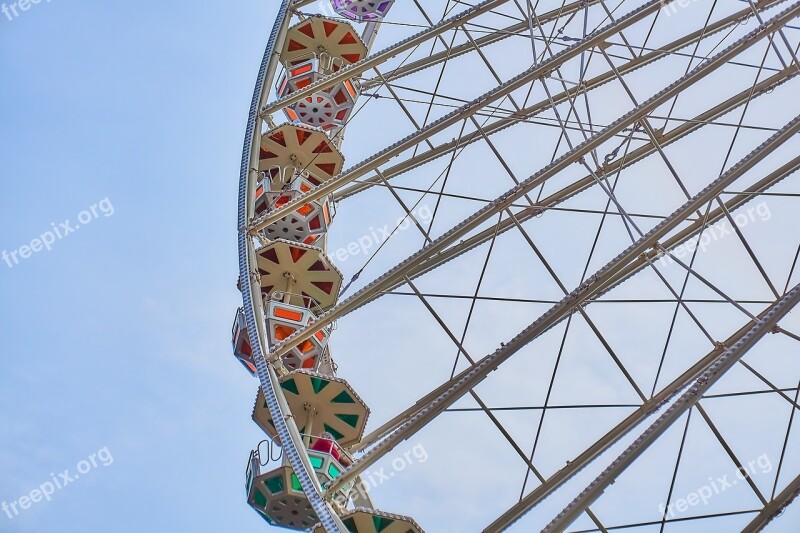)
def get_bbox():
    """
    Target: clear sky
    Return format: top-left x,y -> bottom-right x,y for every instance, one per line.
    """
2,2 -> 800,533
0,1 -> 275,531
